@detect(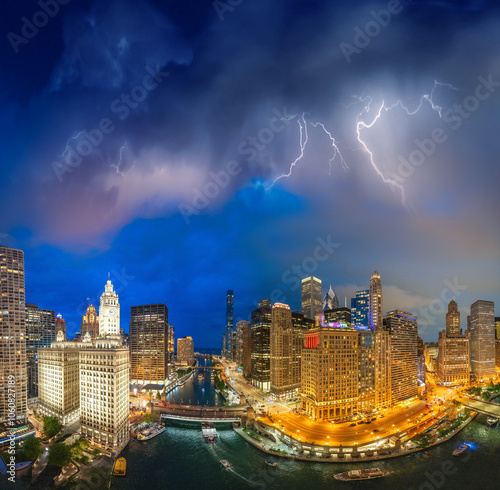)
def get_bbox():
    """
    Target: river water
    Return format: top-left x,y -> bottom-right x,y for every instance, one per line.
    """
115,361 -> 500,490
